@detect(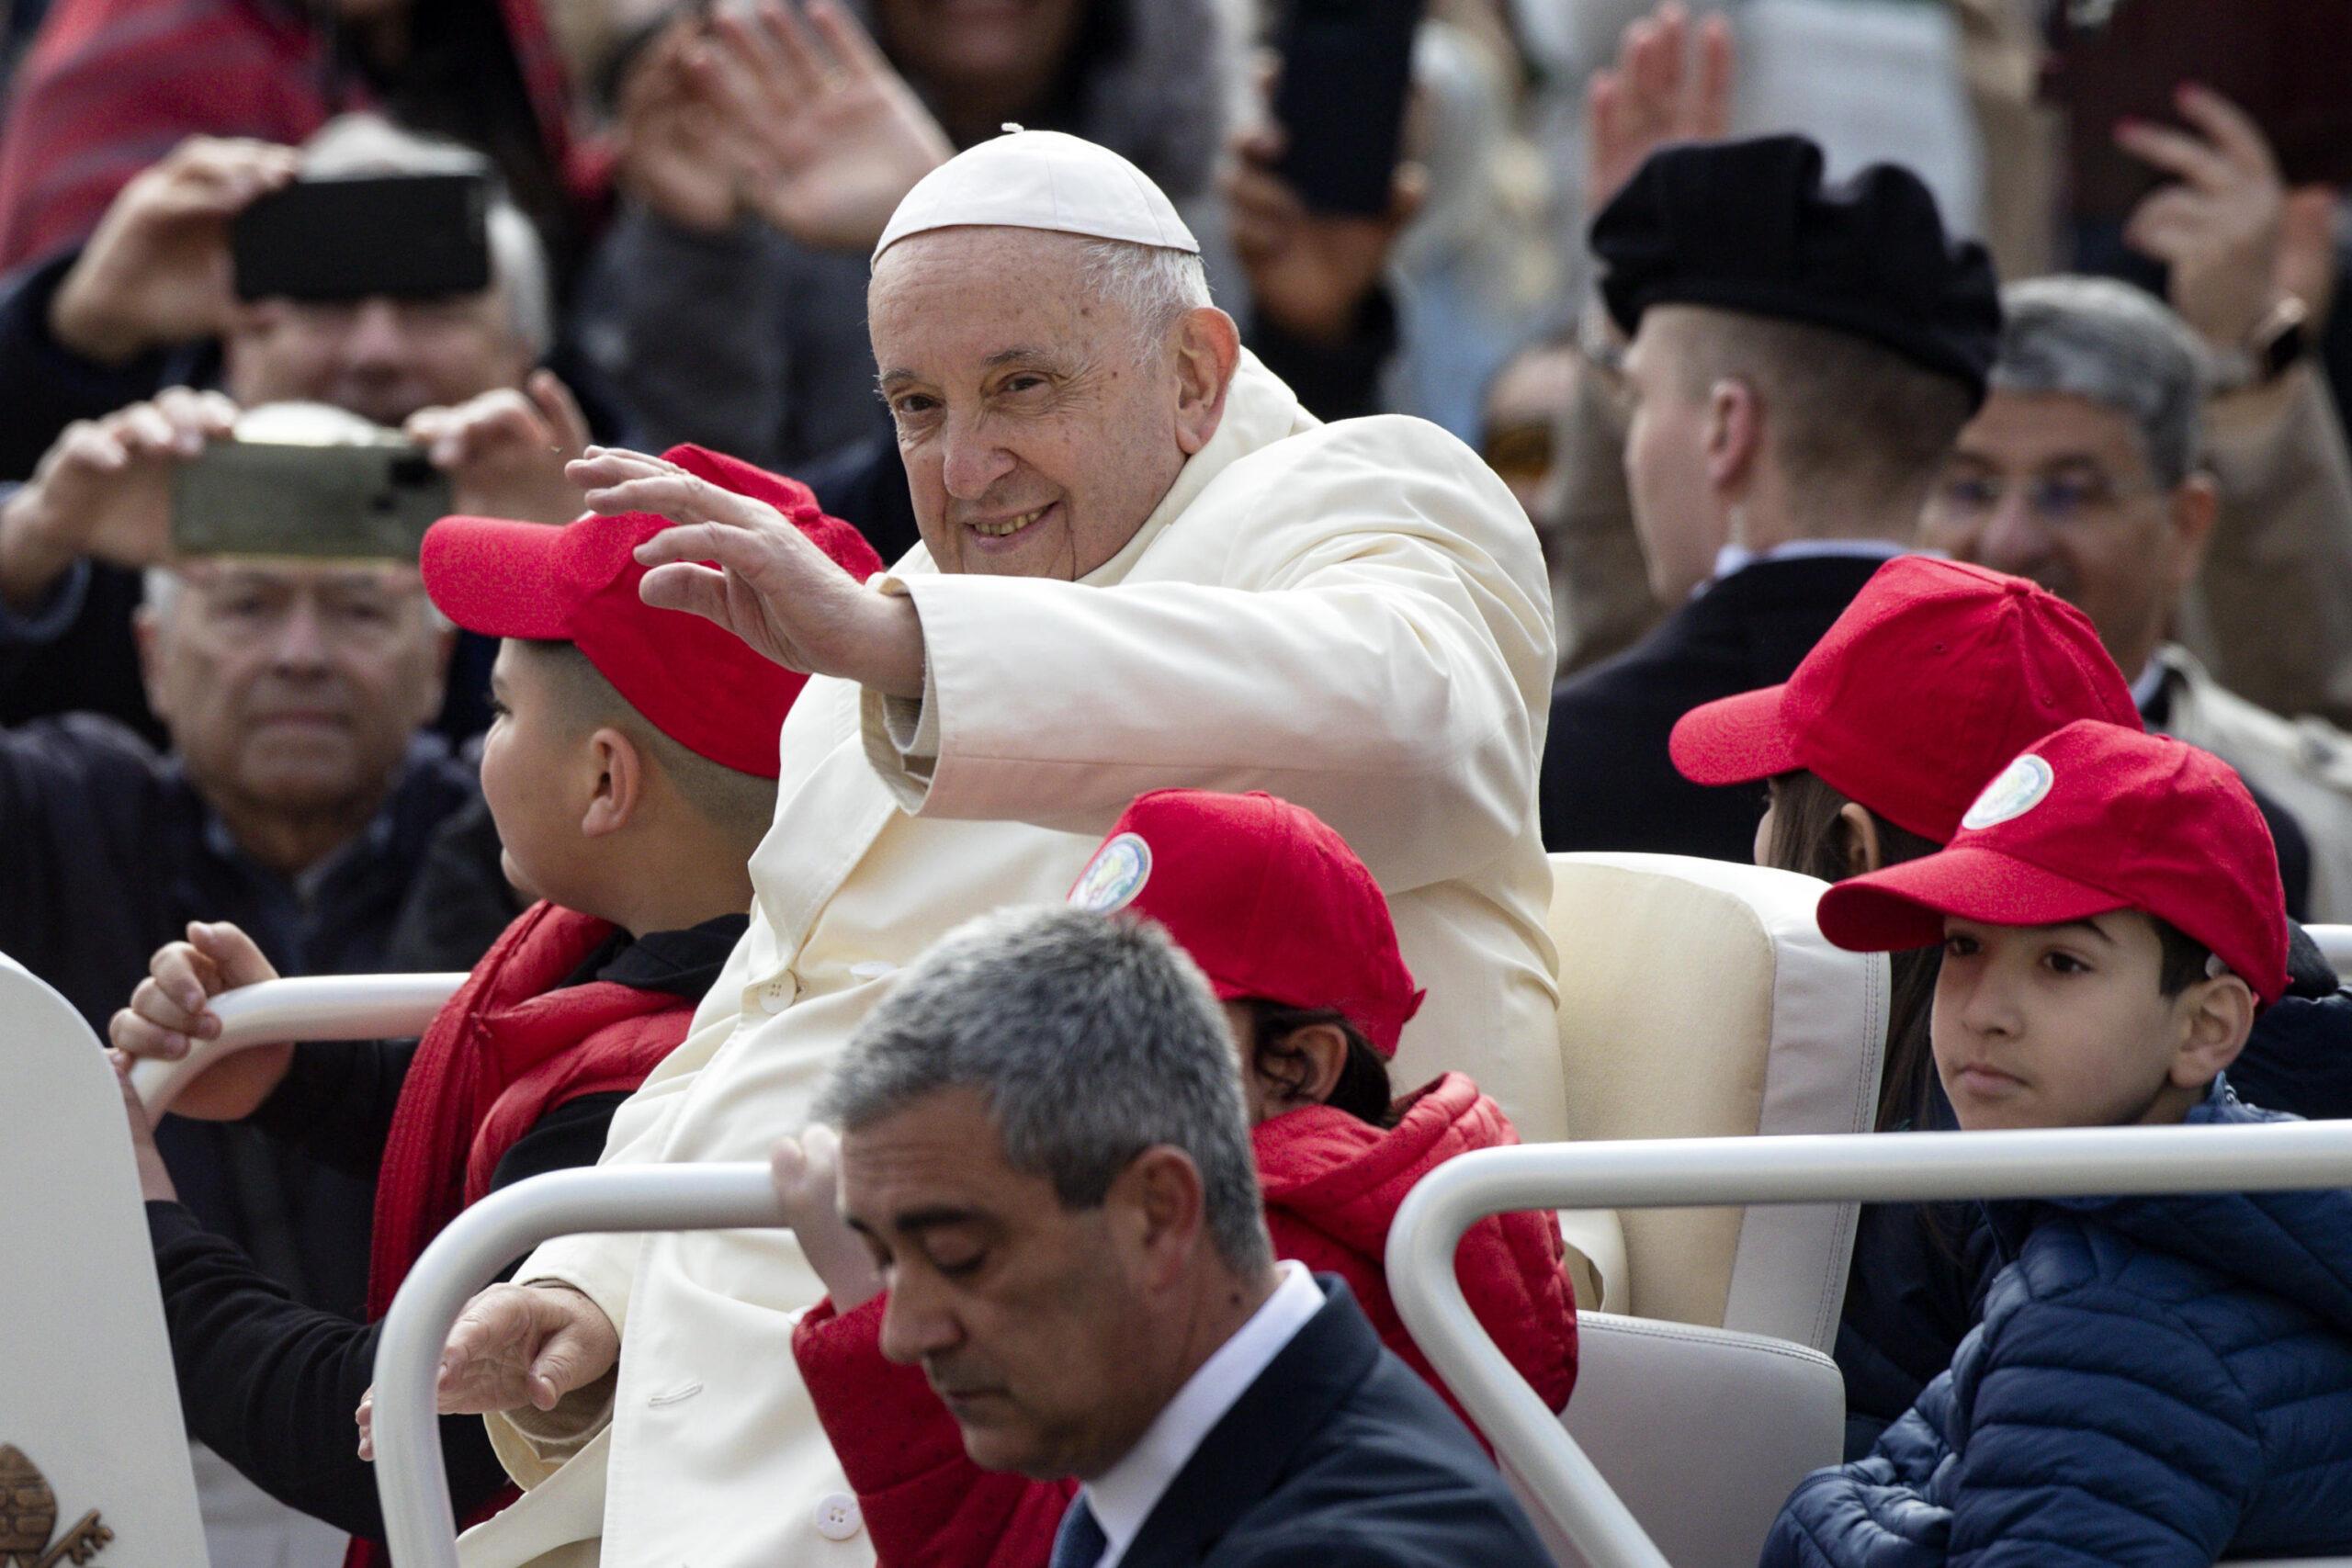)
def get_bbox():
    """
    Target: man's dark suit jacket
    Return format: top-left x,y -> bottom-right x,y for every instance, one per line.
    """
1541,554 -> 1886,863
1117,1276 -> 1554,1567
